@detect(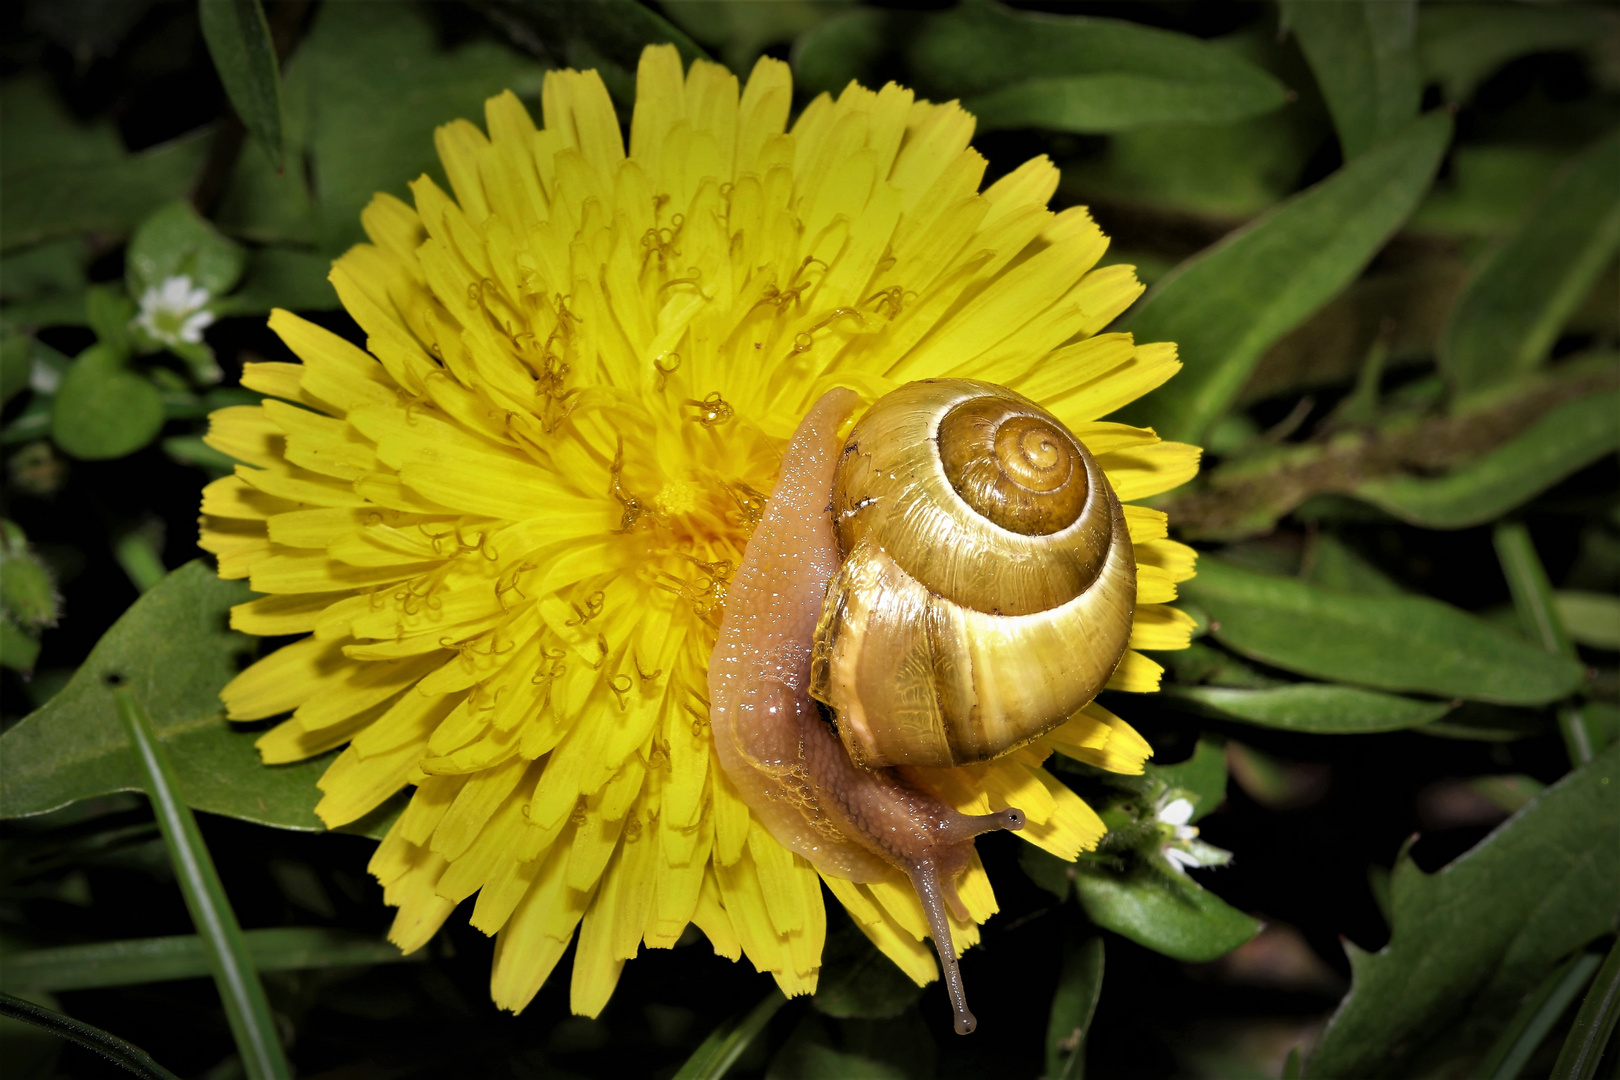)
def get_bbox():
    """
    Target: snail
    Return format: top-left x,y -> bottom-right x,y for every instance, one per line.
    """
708,379 -> 1137,1035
